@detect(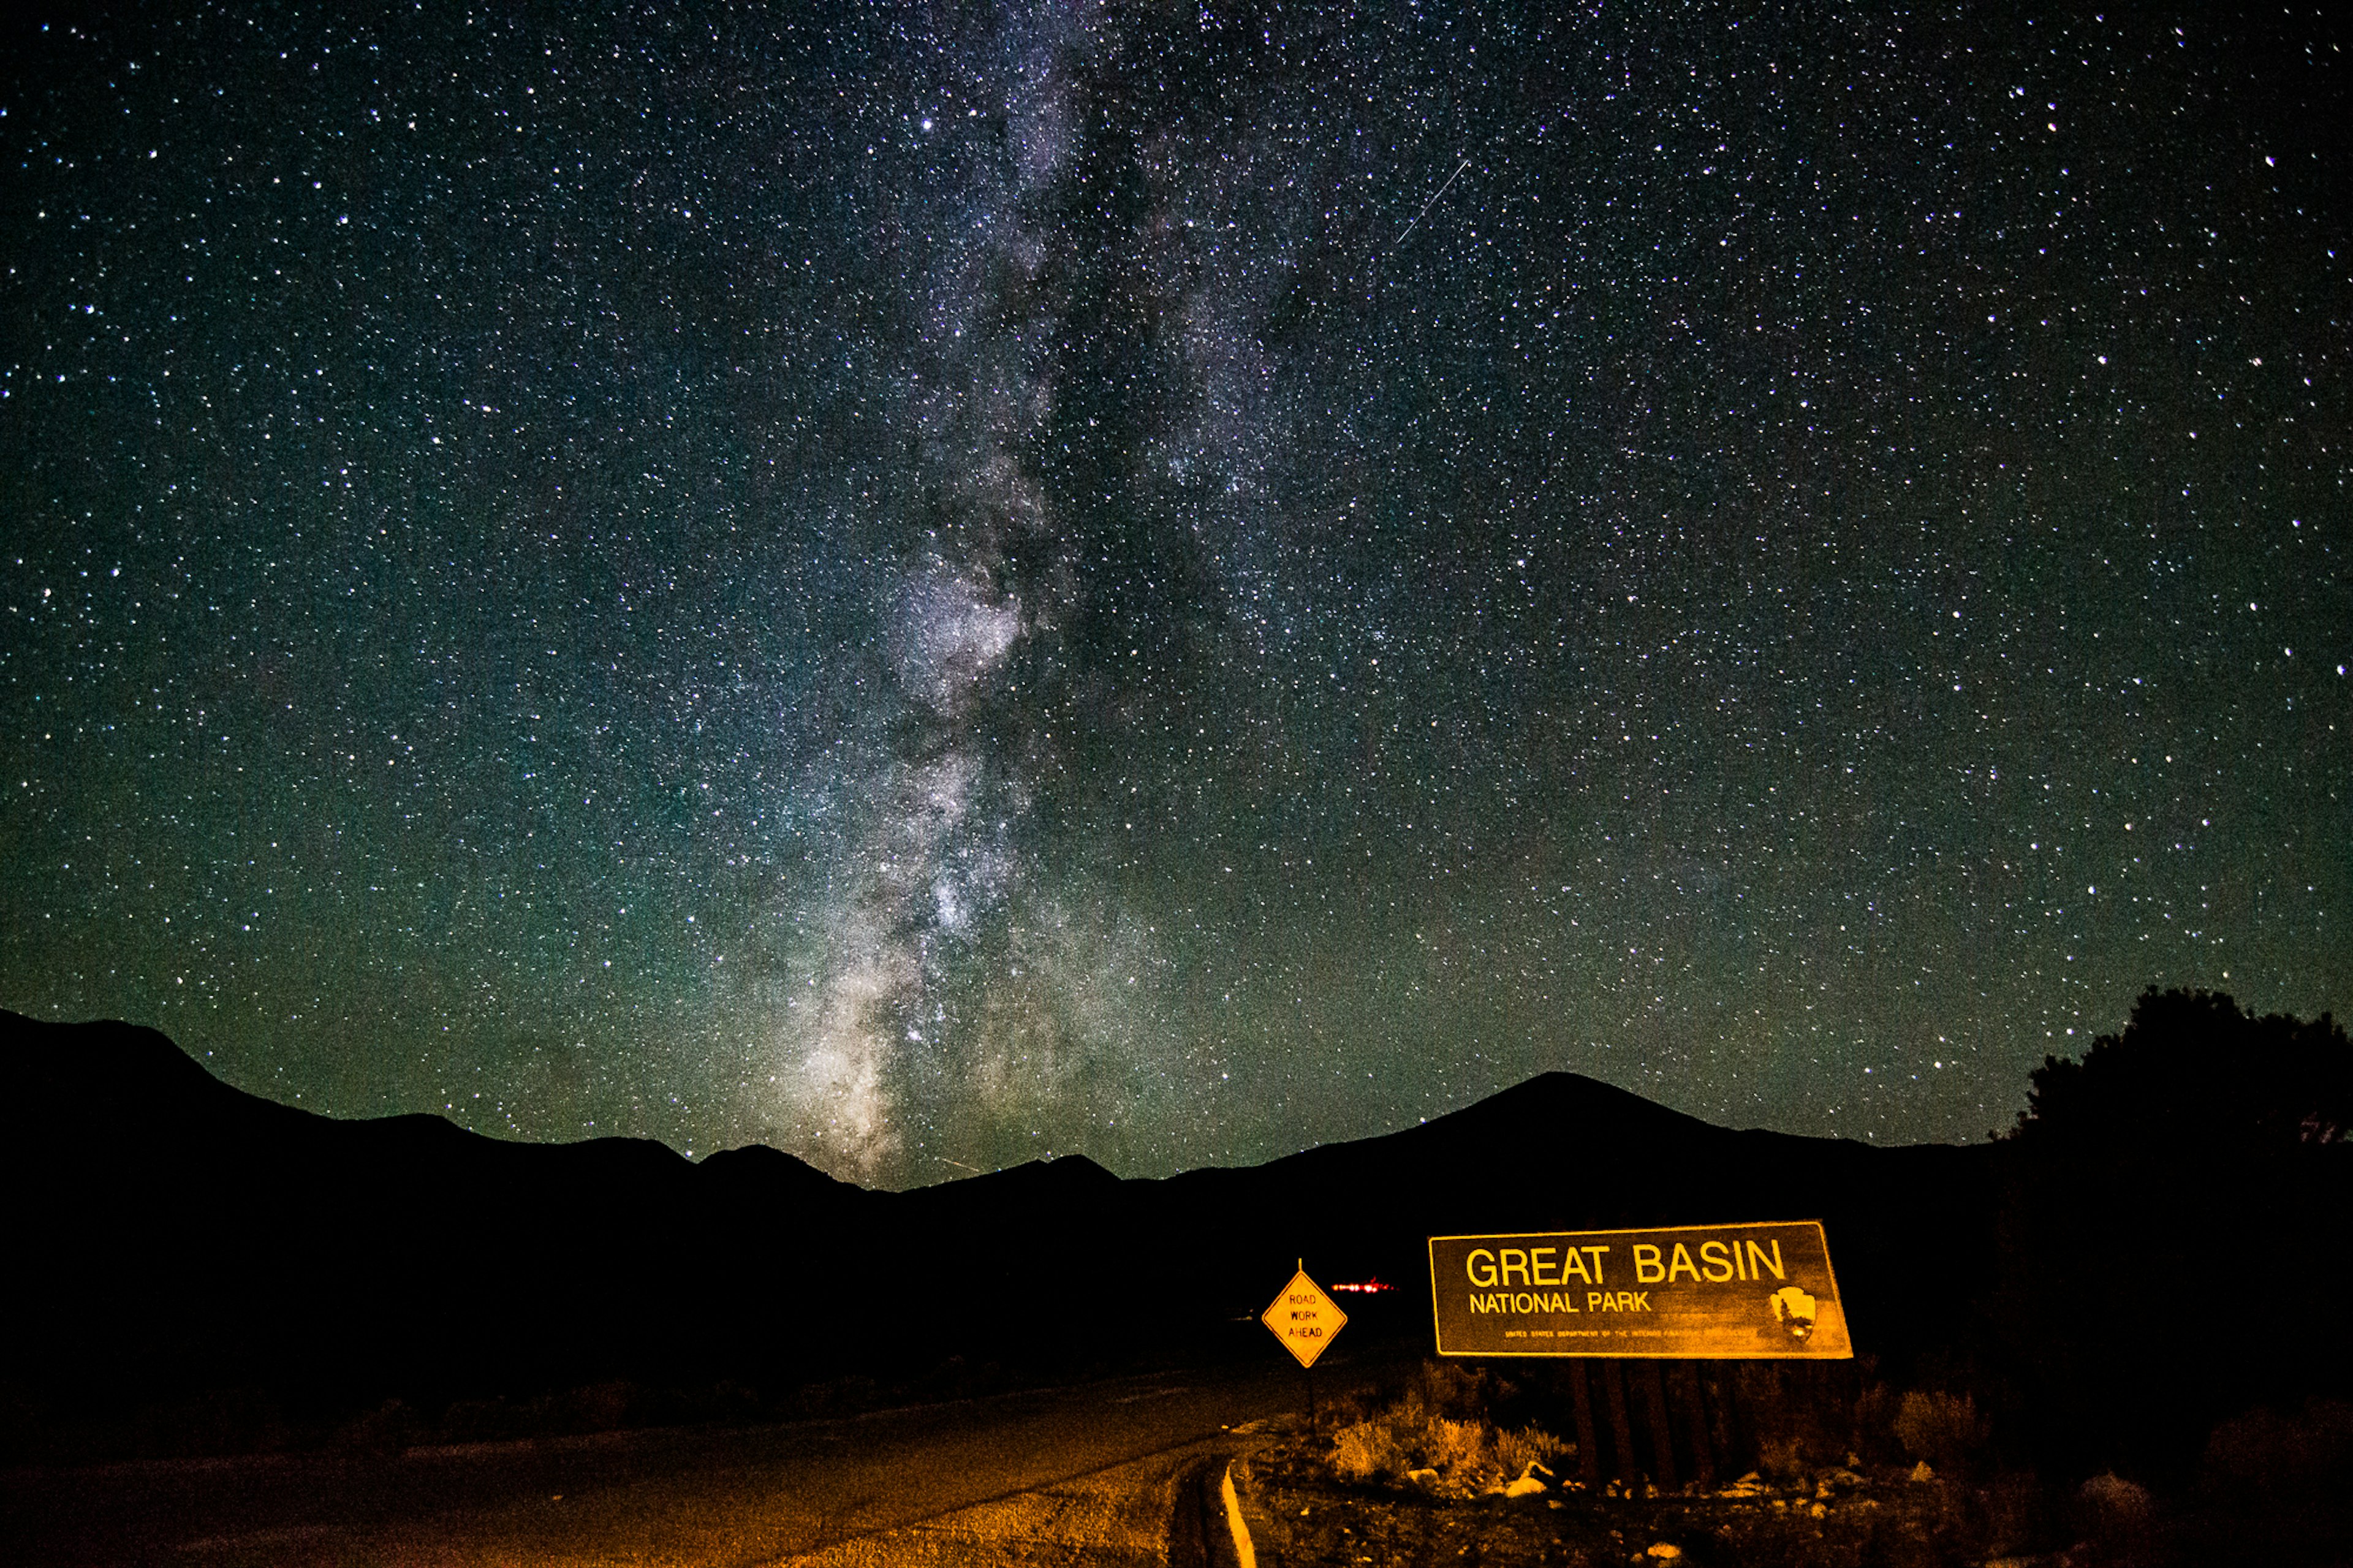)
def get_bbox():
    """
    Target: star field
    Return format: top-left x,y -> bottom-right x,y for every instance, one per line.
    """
4,3 -> 2347,1186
